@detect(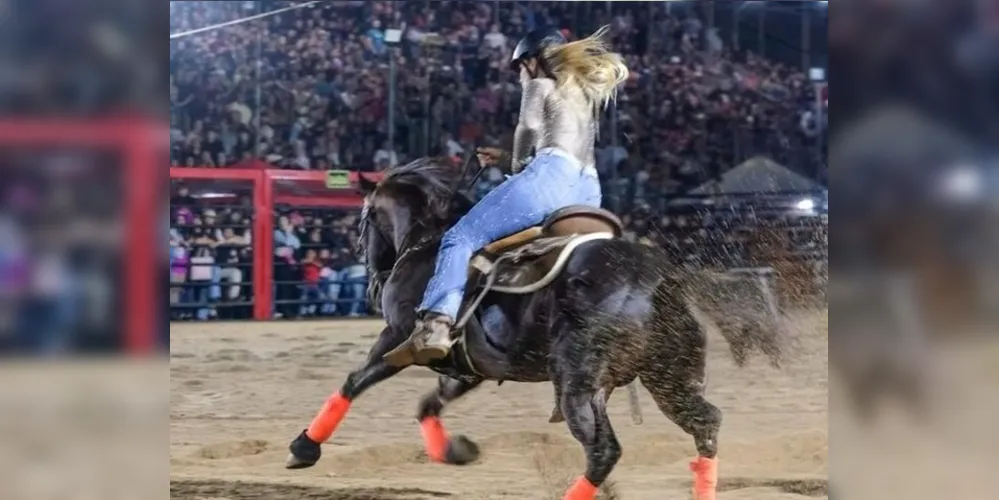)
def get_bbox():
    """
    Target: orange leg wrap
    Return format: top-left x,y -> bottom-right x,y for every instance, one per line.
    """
420,417 -> 450,463
563,476 -> 599,500
690,456 -> 719,500
305,392 -> 352,444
